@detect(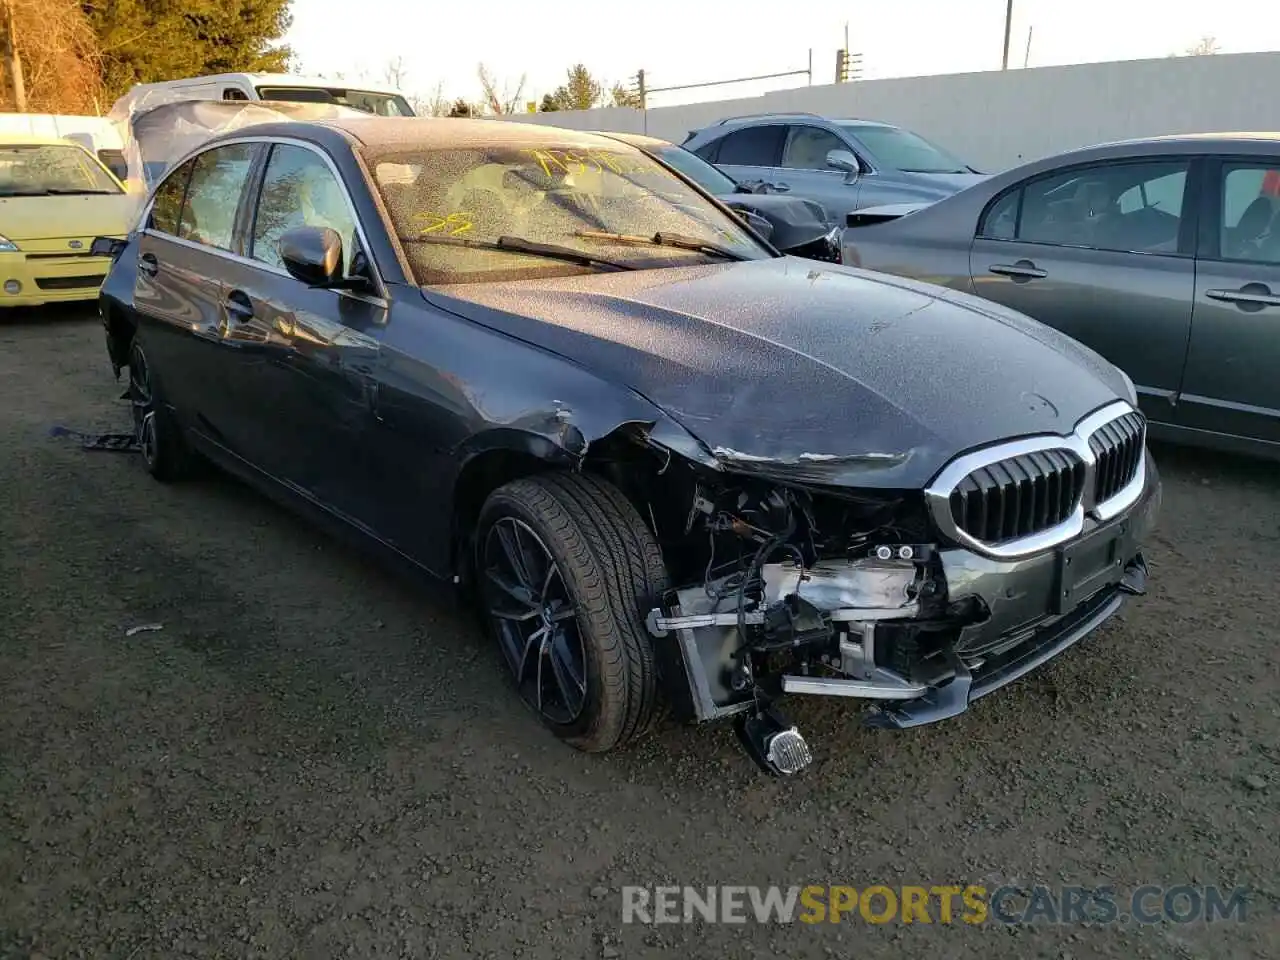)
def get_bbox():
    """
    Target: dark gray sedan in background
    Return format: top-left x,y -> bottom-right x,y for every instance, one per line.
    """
842,134 -> 1280,460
